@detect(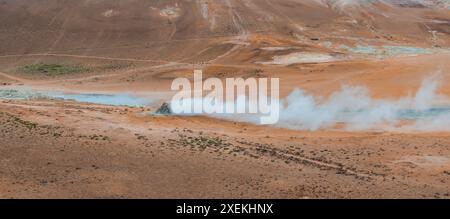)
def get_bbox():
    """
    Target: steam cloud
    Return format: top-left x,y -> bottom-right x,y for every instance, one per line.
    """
176,73 -> 450,132
277,74 -> 450,131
